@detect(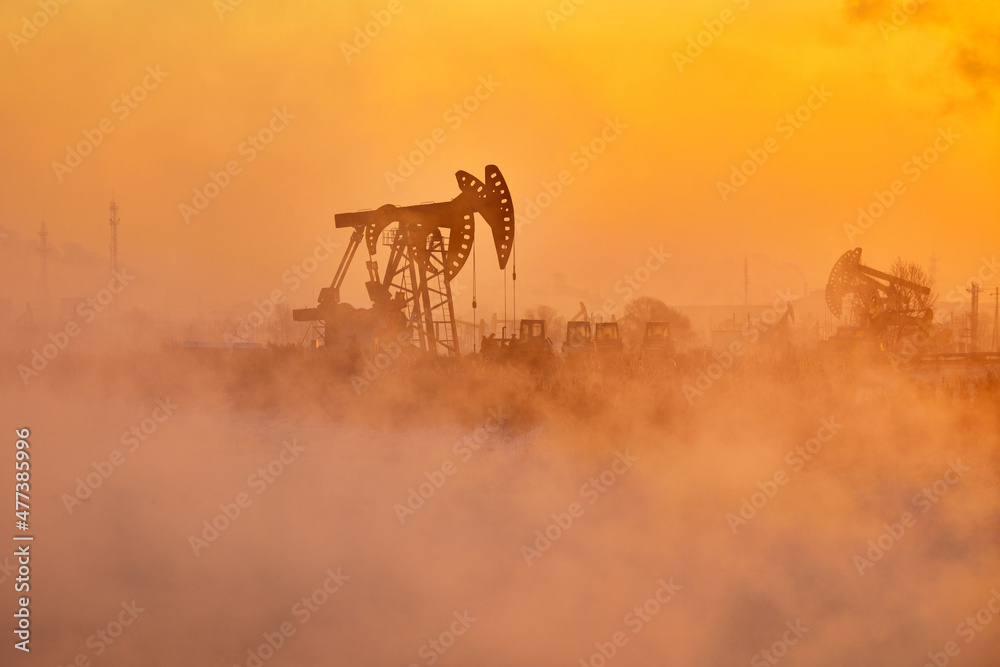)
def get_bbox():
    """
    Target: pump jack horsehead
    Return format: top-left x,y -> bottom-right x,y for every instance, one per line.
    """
293,166 -> 515,356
